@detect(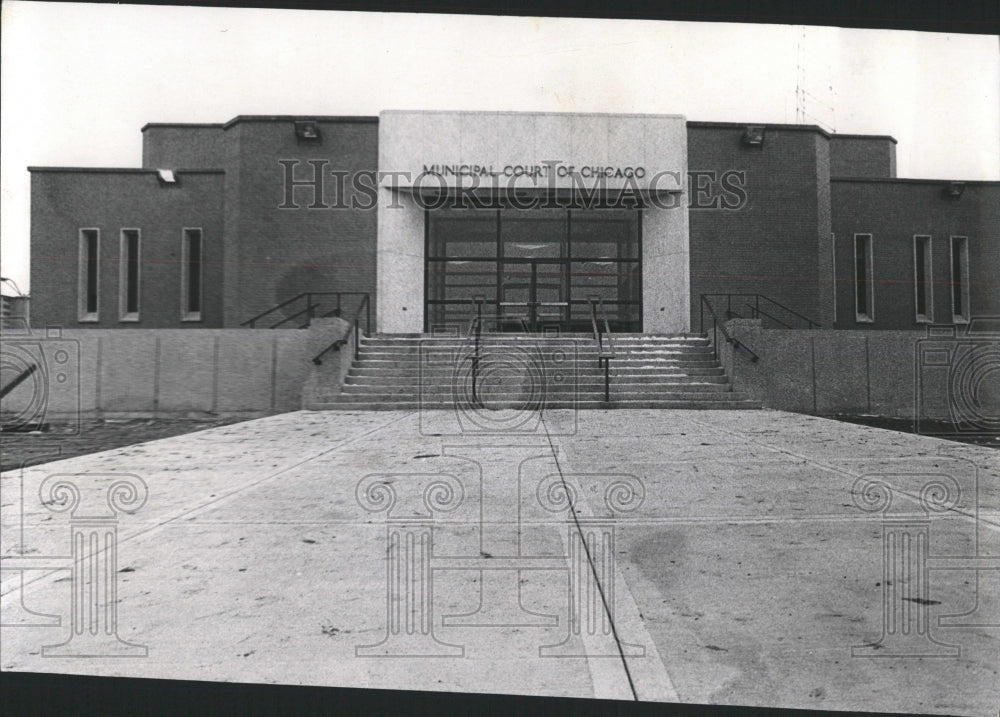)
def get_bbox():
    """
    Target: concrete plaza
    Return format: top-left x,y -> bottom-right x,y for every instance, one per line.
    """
1,409 -> 997,714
